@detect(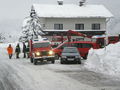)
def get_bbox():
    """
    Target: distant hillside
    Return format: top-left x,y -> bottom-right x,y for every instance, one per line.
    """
88,0 -> 120,35
0,19 -> 22,42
